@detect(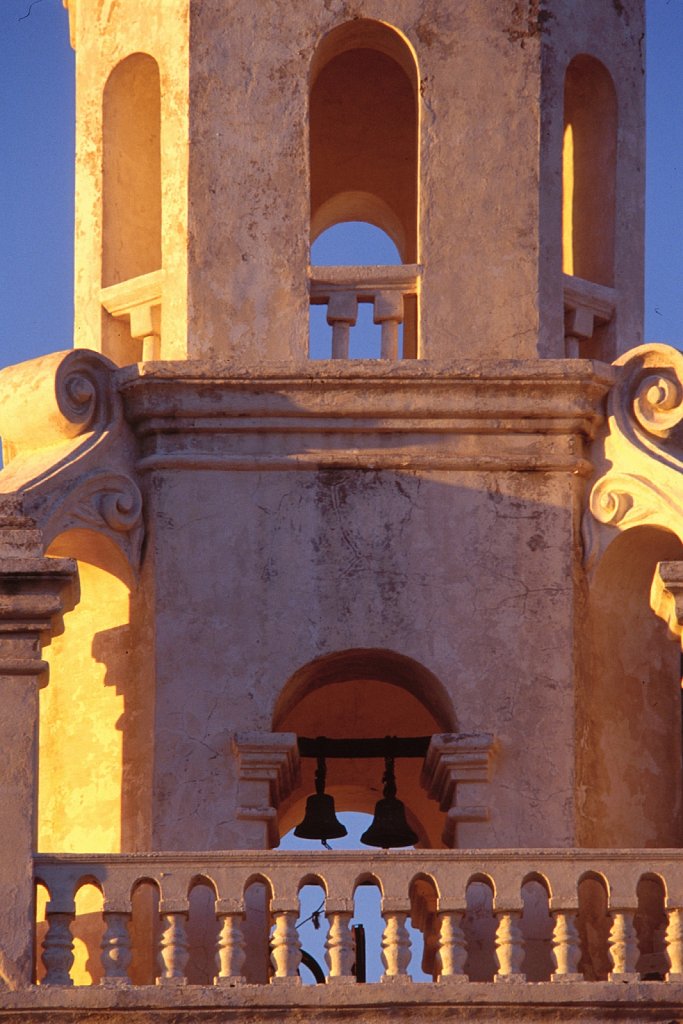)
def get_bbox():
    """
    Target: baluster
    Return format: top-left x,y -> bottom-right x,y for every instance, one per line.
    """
270,904 -> 301,982
325,904 -> 354,980
495,911 -> 525,981
215,900 -> 246,984
373,291 -> 404,359
437,910 -> 468,981
100,910 -> 132,985
41,907 -> 75,986
157,903 -> 189,985
551,910 -> 583,981
608,910 -> 639,980
665,907 -> 683,980
381,904 -> 411,980
327,292 -> 357,359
